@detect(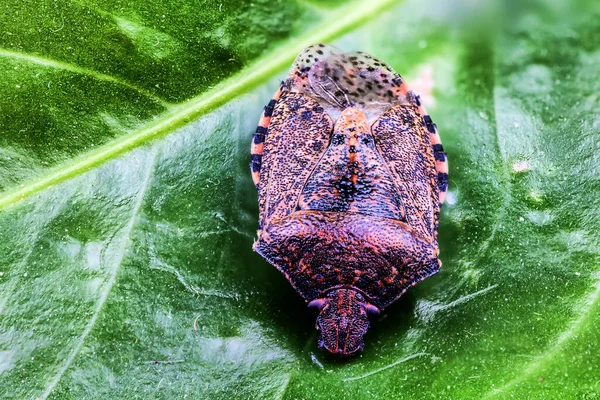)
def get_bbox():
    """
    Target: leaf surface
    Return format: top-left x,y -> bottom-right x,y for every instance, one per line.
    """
1,0 -> 599,398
